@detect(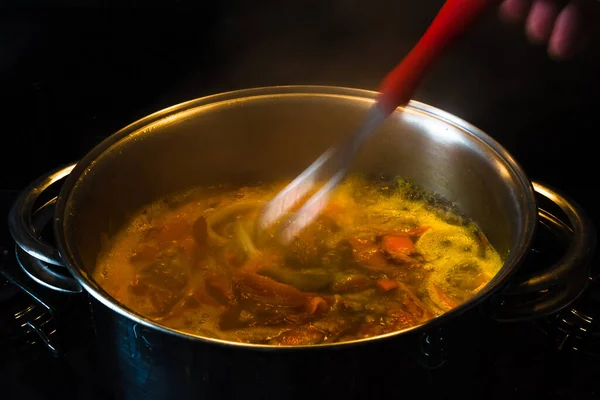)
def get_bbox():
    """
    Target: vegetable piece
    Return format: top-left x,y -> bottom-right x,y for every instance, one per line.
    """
206,200 -> 264,228
305,297 -> 329,315
331,274 -> 373,294
220,242 -> 247,268
129,252 -> 190,316
134,254 -> 189,292
350,238 -> 388,266
131,224 -> 195,267
205,200 -> 264,246
129,284 -> 182,317
446,261 -> 491,292
283,216 -> 342,269
154,288 -> 207,322
233,272 -> 329,308
220,301 -> 300,331
377,279 -> 400,292
395,282 -> 432,321
320,240 -> 354,268
241,251 -> 282,274
339,299 -> 364,313
283,237 -> 321,269
257,266 -> 333,292
381,235 -> 415,256
313,316 -> 353,342
233,220 -> 259,257
431,282 -> 458,310
476,230 -> 489,258
233,272 -> 309,307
